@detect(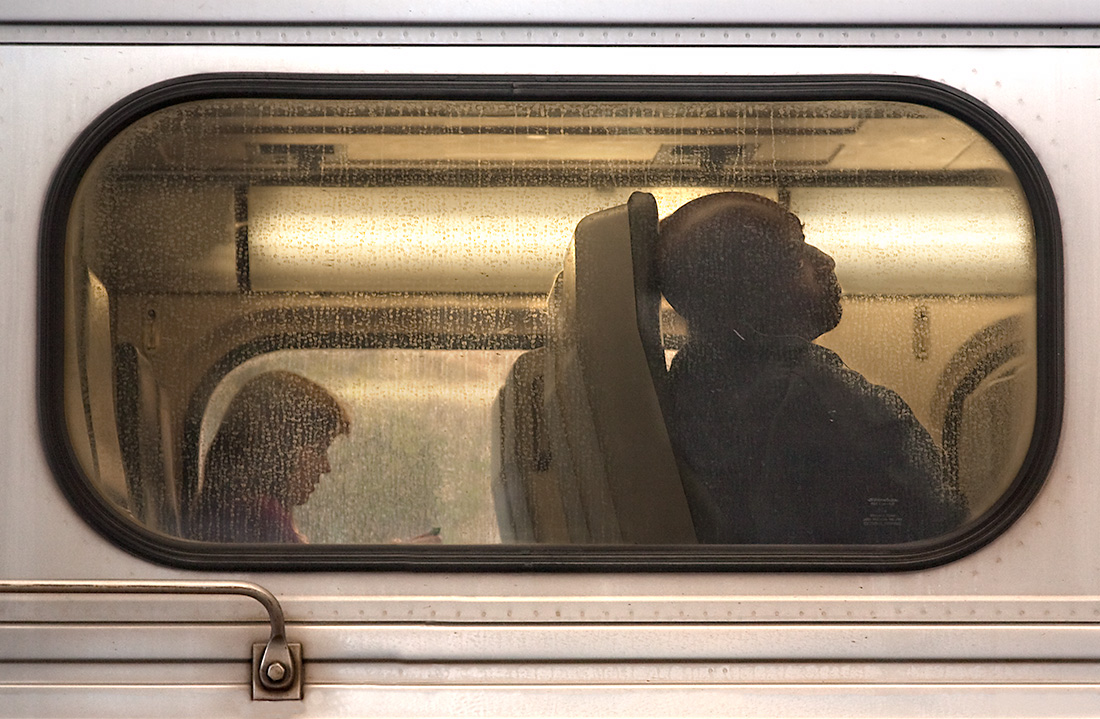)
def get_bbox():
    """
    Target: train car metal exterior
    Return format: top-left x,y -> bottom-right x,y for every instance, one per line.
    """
3,3 -> 1100,717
